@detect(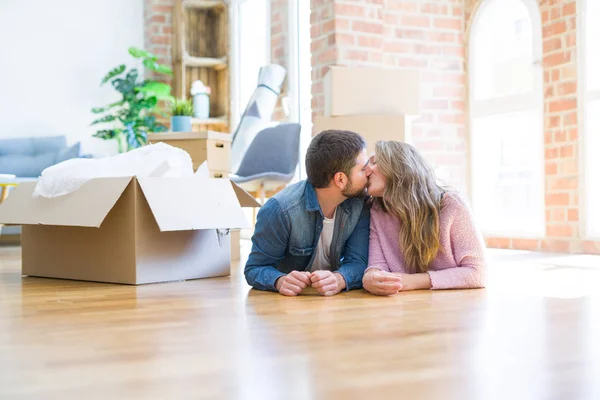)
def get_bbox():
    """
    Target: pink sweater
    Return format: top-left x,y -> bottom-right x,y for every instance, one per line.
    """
367,192 -> 486,290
